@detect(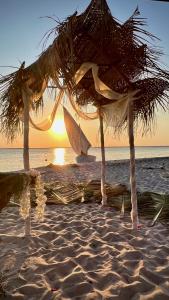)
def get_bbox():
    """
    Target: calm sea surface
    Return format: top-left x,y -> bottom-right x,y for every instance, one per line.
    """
0,147 -> 169,172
